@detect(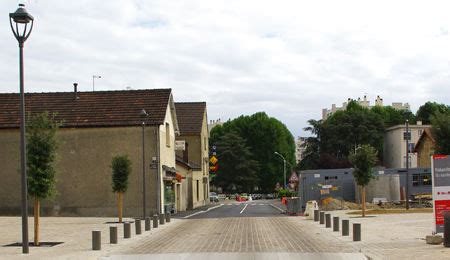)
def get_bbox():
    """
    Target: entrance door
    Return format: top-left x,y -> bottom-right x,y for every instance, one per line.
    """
176,184 -> 181,212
